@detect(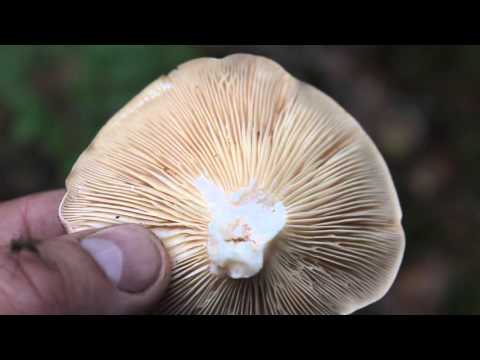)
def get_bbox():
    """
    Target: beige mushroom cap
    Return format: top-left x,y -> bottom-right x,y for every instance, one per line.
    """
59,54 -> 405,315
